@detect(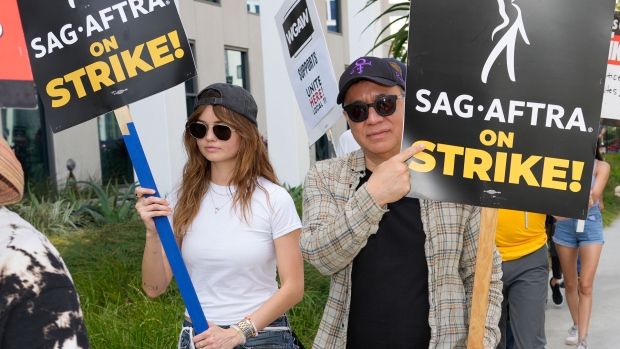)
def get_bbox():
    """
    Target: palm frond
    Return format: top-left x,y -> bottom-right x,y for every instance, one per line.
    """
362,0 -> 411,62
